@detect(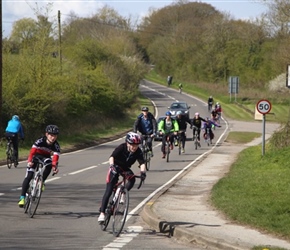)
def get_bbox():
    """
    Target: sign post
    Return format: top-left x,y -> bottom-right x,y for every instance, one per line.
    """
256,99 -> 272,156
